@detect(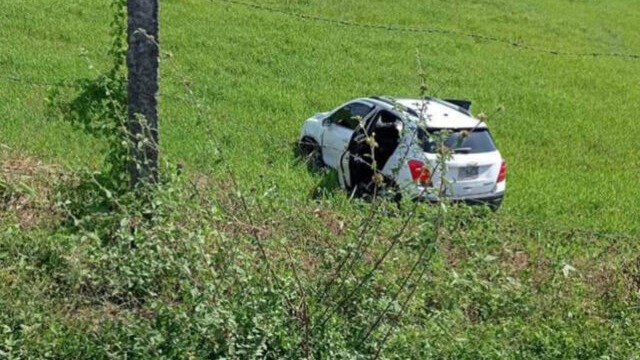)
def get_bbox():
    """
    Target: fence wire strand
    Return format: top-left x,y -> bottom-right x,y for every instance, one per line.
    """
214,0 -> 640,61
